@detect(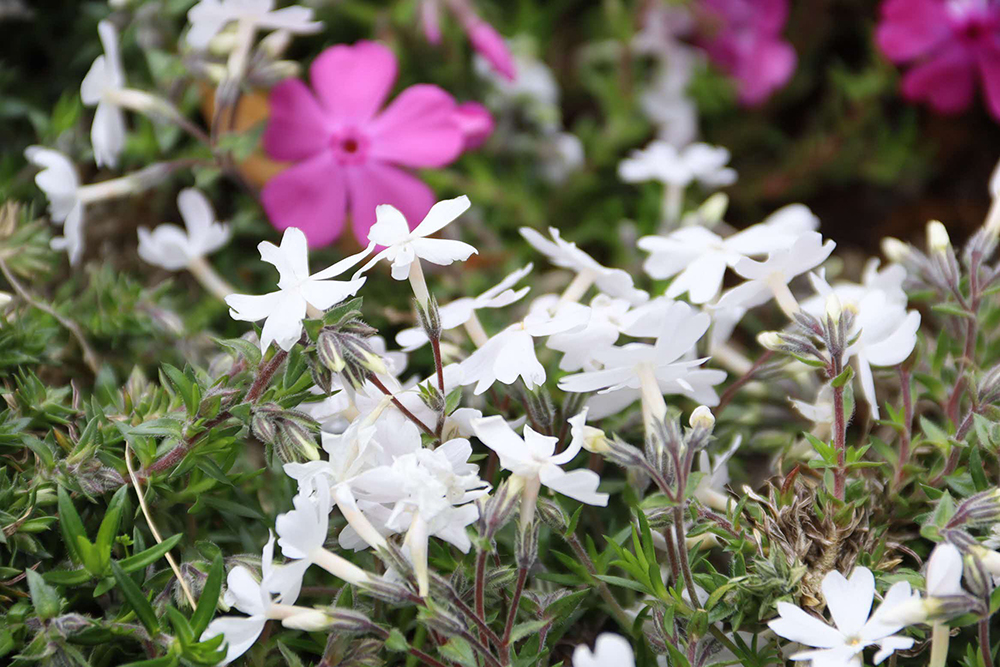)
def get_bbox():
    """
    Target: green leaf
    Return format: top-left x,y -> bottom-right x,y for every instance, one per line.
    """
438,637 -> 478,667
25,569 -> 60,619
95,486 -> 128,572
57,486 -> 89,566
830,365 -> 854,388
385,628 -> 408,652
111,560 -> 160,634
509,618 -> 551,643
276,642 -> 306,667
190,555 -> 224,637
118,533 -> 182,573
165,606 -> 194,645
118,654 -> 179,667
215,337 -> 262,368
130,418 -> 185,439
